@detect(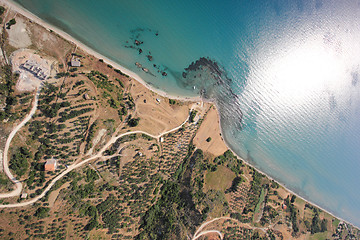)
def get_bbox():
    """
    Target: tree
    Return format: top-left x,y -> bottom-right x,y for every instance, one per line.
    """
85,218 -> 98,231
128,117 -> 140,127
311,212 -> 321,234
320,219 -> 328,232
189,110 -> 197,122
0,6 -> 5,16
9,147 -> 31,177
34,207 -> 49,218
6,18 -> 16,29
